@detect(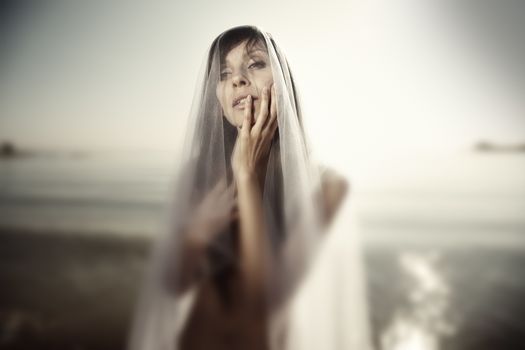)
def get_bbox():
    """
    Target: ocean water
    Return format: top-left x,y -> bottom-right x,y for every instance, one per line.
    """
354,151 -> 525,249
351,151 -> 525,349
1,150 -> 524,240
0,151 -> 177,236
1,150 -> 525,349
